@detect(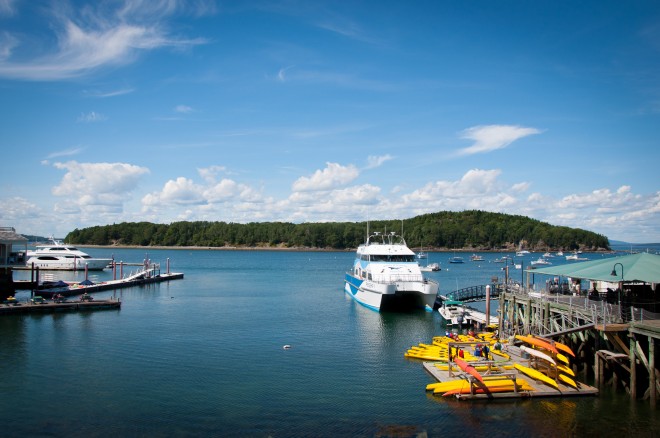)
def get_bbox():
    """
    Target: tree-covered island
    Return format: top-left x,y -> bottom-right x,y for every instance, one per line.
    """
64,210 -> 610,251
